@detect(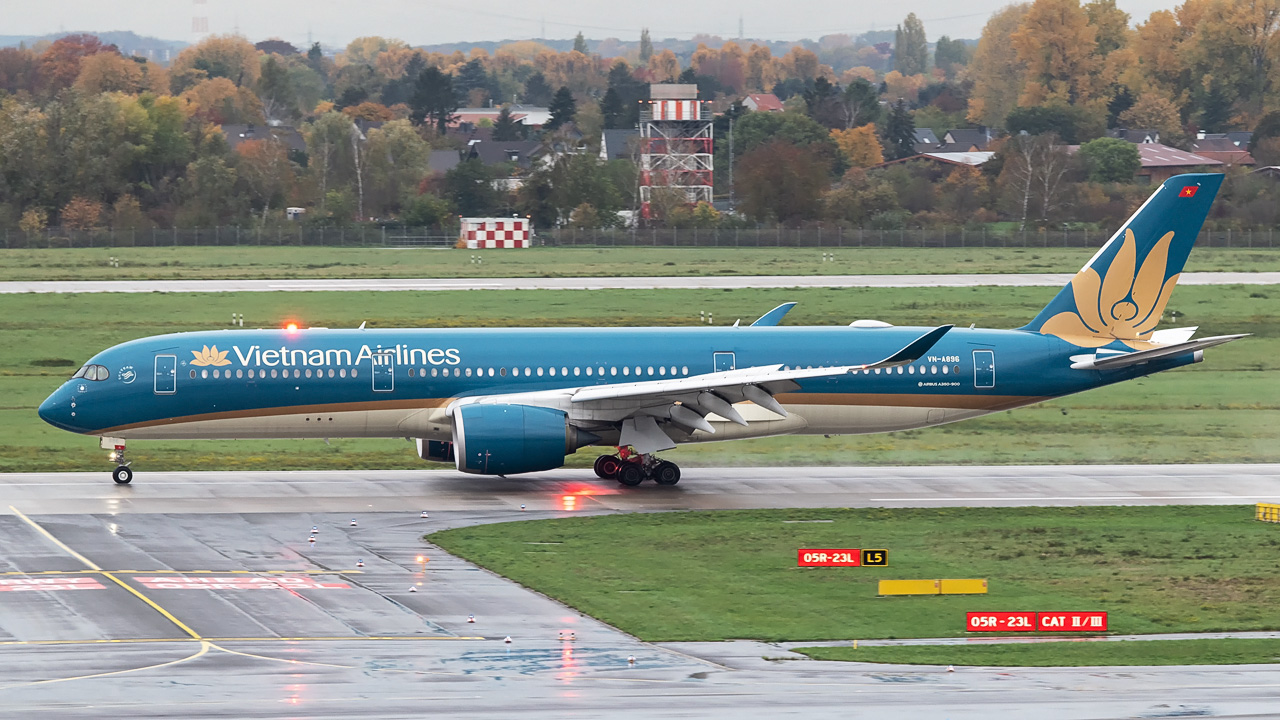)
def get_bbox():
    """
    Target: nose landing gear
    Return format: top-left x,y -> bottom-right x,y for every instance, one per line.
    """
110,443 -> 132,485
593,448 -> 681,487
